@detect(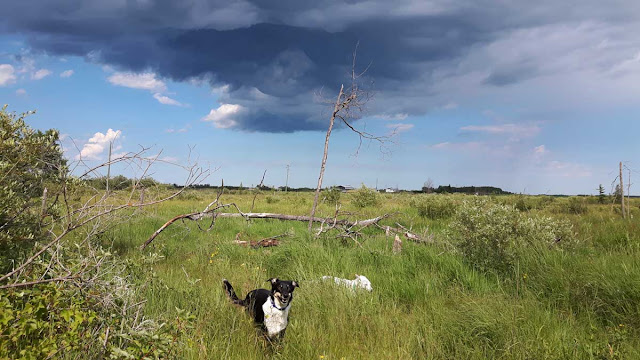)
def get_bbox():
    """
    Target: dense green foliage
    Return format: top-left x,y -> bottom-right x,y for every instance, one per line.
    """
351,184 -> 380,208
0,254 -> 194,360
448,198 -> 574,274
322,186 -> 342,205
0,107 -> 66,271
410,195 -> 458,219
